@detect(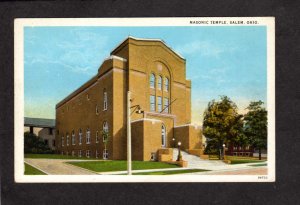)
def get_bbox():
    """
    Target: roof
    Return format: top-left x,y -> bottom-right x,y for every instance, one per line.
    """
24,117 -> 55,128
111,36 -> 185,60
